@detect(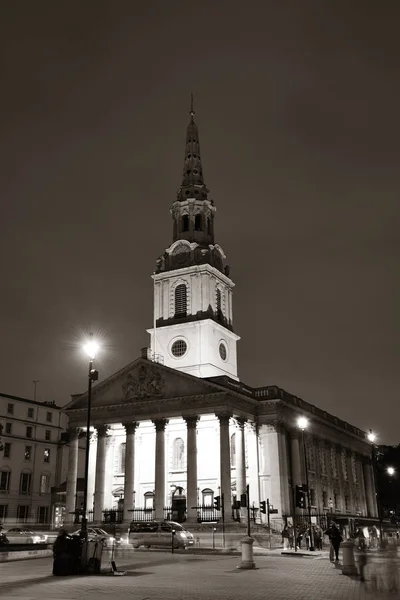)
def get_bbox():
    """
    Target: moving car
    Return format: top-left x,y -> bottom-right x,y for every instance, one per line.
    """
129,520 -> 195,549
71,527 -> 116,548
4,528 -> 47,544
